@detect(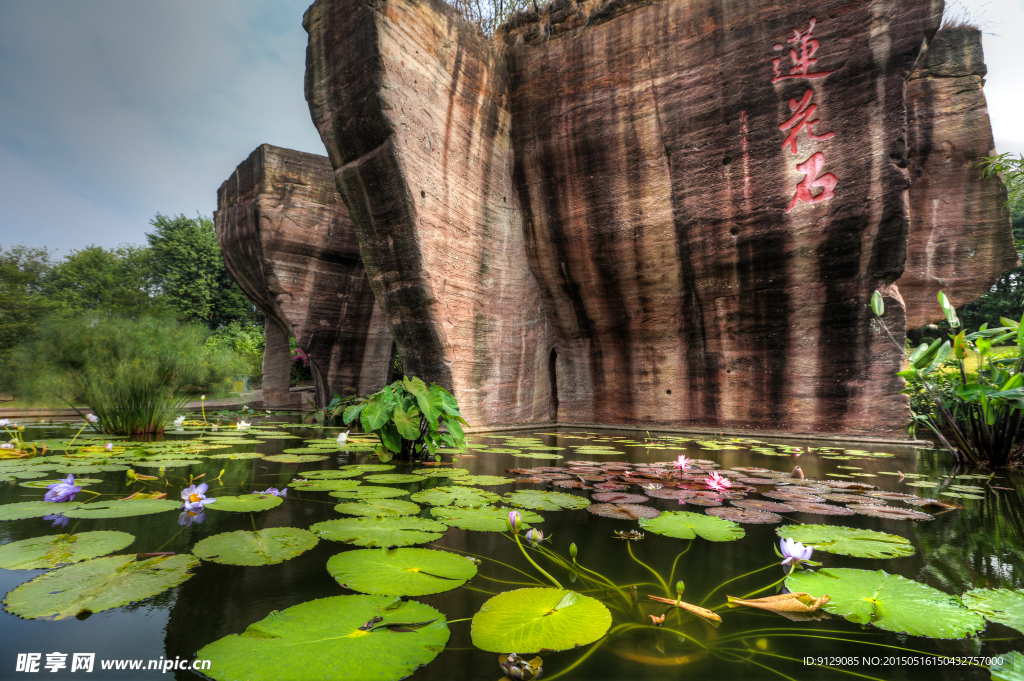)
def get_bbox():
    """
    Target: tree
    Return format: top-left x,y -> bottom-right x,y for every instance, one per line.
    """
43,244 -> 162,317
145,213 -> 261,329
0,245 -> 59,379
